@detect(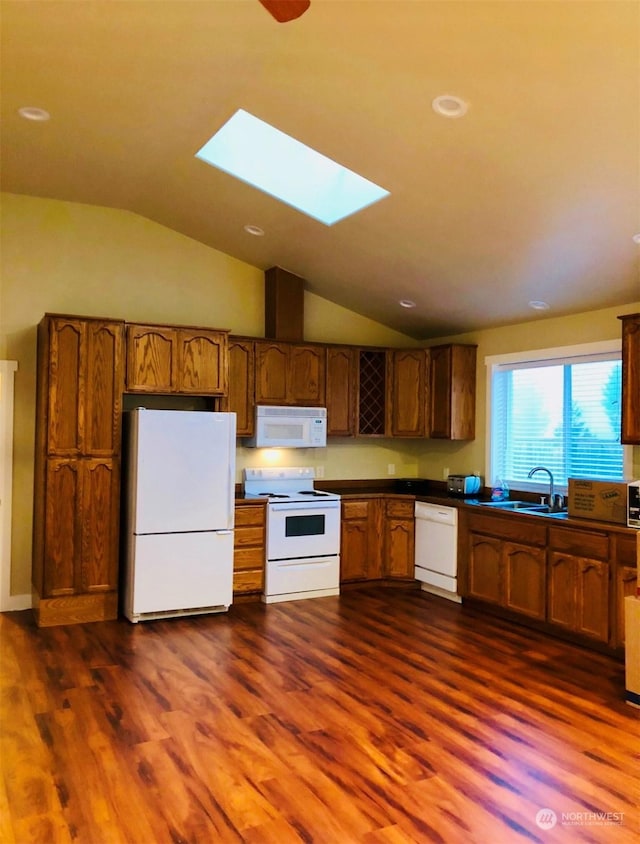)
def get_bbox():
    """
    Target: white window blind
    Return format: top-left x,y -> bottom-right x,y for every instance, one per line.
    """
490,349 -> 624,489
